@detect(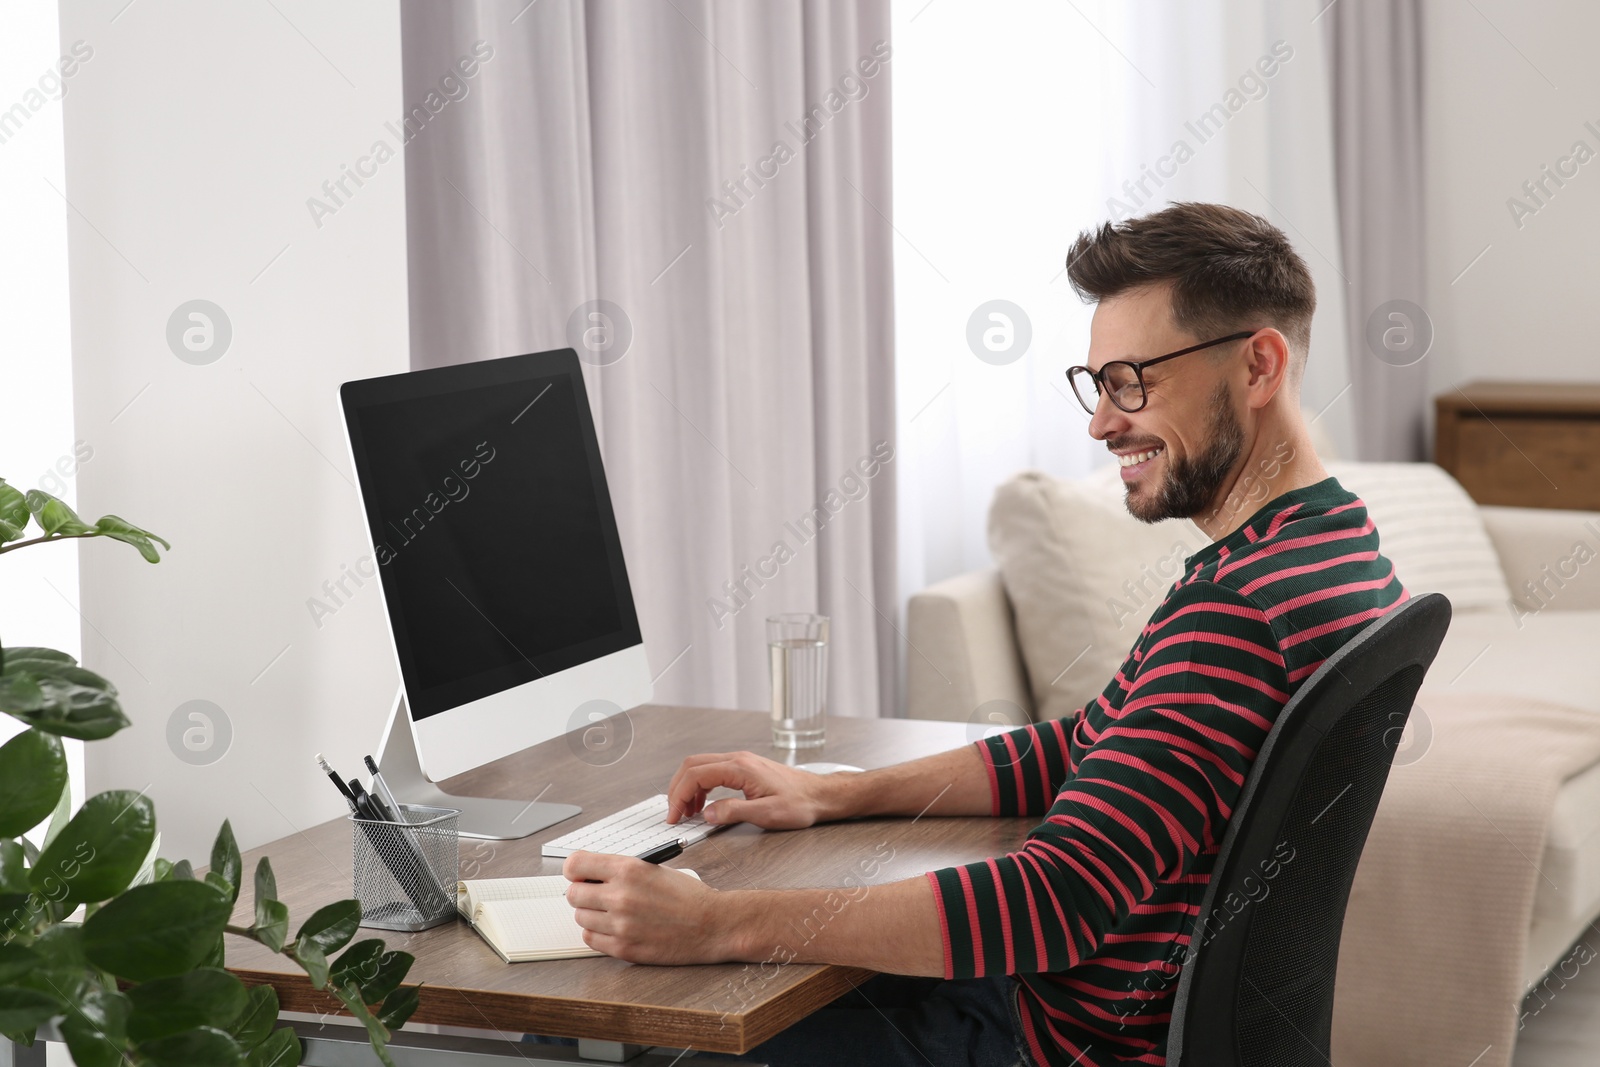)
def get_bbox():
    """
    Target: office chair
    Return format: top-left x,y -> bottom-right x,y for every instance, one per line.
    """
1165,592 -> 1452,1066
